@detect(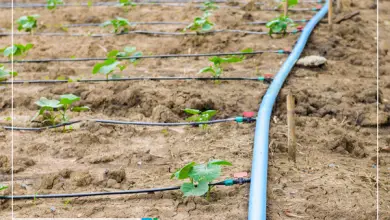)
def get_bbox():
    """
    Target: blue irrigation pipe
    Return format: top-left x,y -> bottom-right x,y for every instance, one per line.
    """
247,1 -> 328,220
